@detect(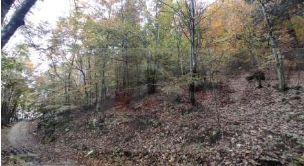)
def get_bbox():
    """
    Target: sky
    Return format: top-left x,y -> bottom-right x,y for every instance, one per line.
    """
28,0 -> 73,73
4,0 -> 74,74
4,0 -> 216,74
